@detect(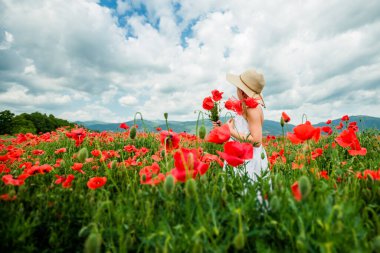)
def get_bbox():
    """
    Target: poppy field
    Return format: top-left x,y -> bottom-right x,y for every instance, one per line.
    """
0,112 -> 380,253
